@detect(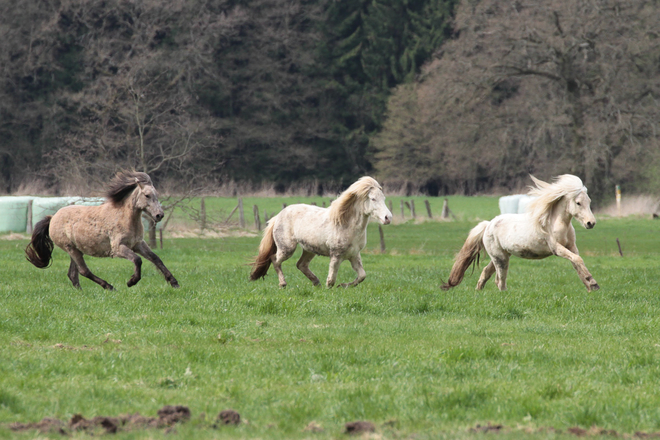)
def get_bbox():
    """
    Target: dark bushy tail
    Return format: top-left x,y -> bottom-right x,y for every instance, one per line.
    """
249,220 -> 277,280
441,221 -> 489,290
25,216 -> 54,268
